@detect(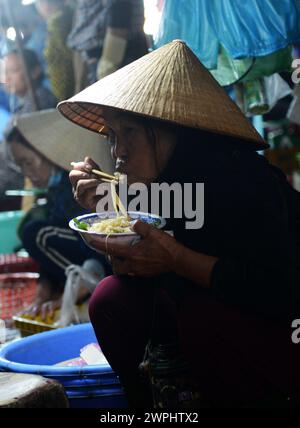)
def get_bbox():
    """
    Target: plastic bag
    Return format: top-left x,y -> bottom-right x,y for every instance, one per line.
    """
207,0 -> 300,58
264,74 -> 292,112
155,0 -> 219,69
238,74 -> 292,116
287,84 -> 300,125
59,259 -> 105,327
211,46 -> 293,87
156,0 -> 300,69
242,79 -> 270,115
